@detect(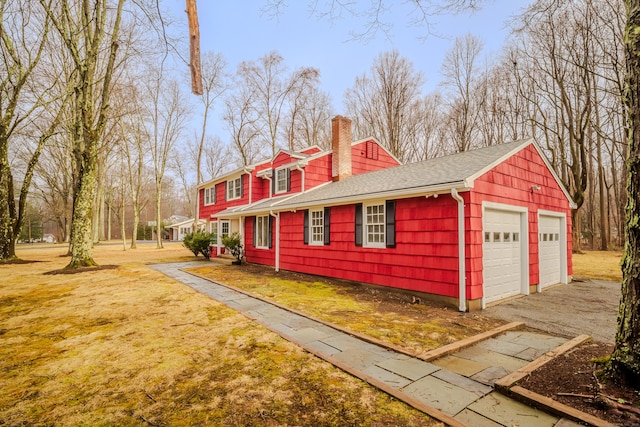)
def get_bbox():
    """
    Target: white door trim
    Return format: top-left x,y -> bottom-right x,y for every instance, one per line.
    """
482,202 -> 529,309
537,209 -> 568,291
